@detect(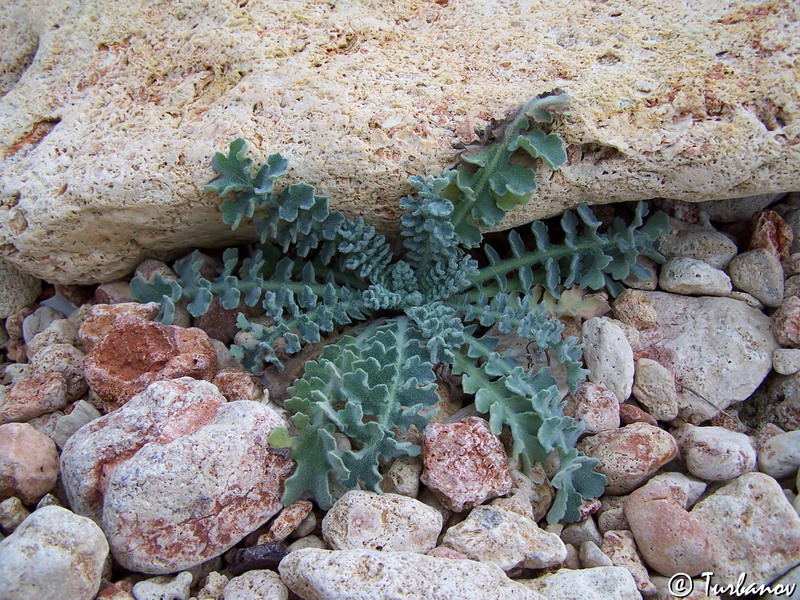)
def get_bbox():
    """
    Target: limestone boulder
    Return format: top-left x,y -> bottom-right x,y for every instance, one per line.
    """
635,292 -> 778,423
1,0 -> 798,284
